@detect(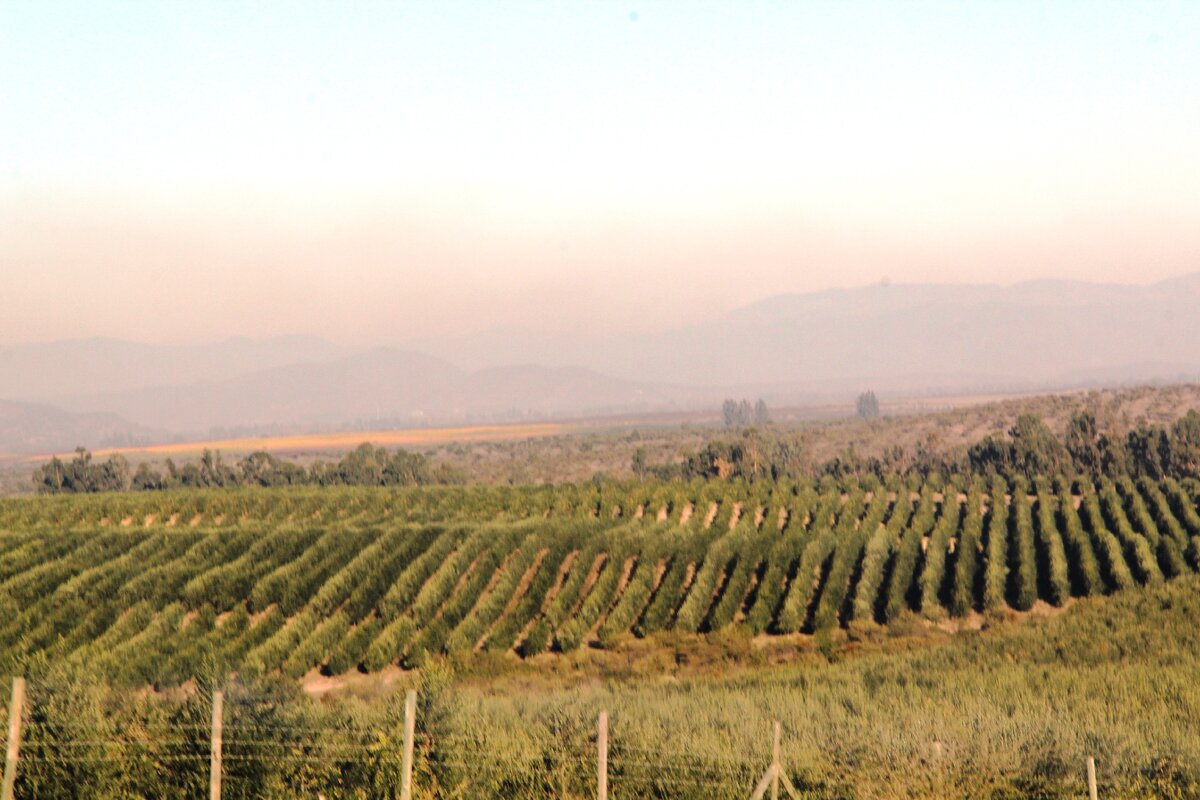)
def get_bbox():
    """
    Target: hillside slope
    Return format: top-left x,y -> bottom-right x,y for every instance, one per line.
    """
421,272 -> 1200,390
48,350 -> 710,435
0,335 -> 349,401
0,399 -> 160,455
